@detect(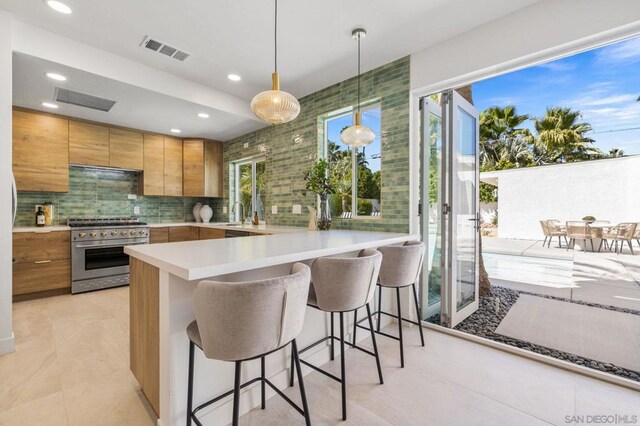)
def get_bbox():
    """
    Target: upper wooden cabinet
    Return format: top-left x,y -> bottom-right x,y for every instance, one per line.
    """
141,134 -> 165,196
183,139 -> 223,197
163,137 -> 183,196
13,110 -> 69,192
109,128 -> 144,170
69,120 -> 110,167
